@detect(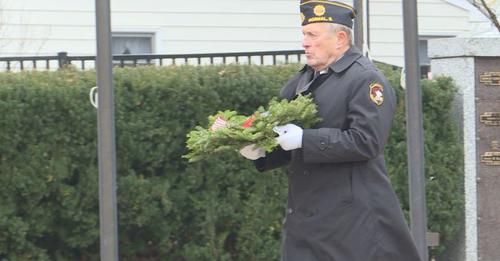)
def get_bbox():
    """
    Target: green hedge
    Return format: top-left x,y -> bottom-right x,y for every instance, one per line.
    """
0,65 -> 463,260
